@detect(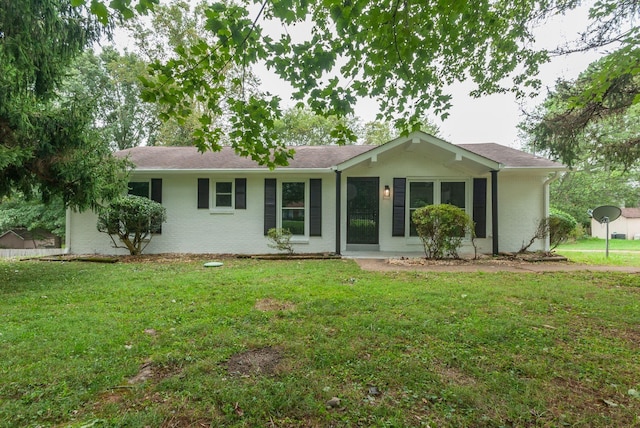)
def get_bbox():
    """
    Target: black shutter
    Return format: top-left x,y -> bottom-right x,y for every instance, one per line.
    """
197,178 -> 209,209
392,178 -> 406,236
264,178 -> 277,235
235,178 -> 247,209
309,178 -> 322,236
151,179 -> 162,203
473,178 -> 487,238
150,179 -> 163,233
